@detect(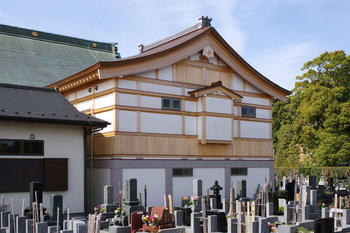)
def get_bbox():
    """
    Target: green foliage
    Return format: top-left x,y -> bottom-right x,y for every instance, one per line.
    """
296,227 -> 310,233
273,50 -> 350,168
278,206 -> 284,215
